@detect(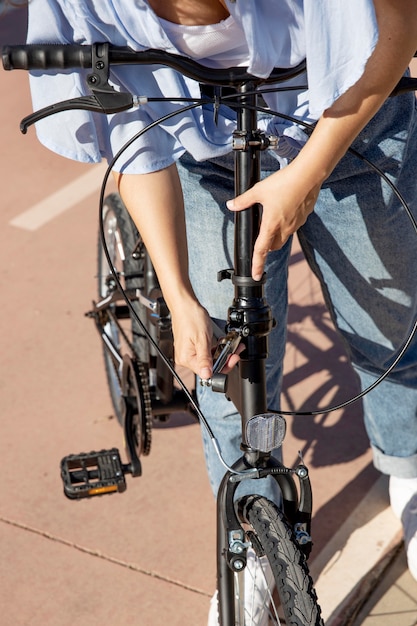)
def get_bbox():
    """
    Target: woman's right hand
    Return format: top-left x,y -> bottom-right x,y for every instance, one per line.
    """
170,296 -> 241,380
171,298 -> 214,381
